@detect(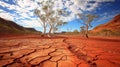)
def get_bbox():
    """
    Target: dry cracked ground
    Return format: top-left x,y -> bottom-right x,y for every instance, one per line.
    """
0,35 -> 120,67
